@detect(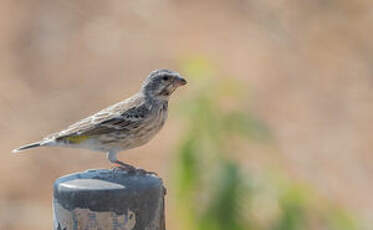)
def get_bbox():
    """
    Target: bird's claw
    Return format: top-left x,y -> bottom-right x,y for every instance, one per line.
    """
112,166 -> 136,174
112,160 -> 137,173
135,168 -> 158,176
111,163 -> 157,176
